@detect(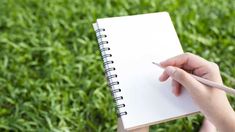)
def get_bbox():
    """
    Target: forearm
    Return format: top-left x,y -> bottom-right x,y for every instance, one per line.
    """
205,103 -> 235,132
215,109 -> 235,132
